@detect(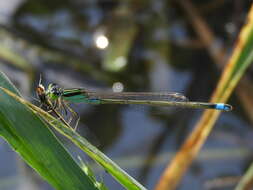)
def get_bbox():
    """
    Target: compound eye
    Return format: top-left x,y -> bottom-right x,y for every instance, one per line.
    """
38,84 -> 45,90
36,86 -> 44,95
